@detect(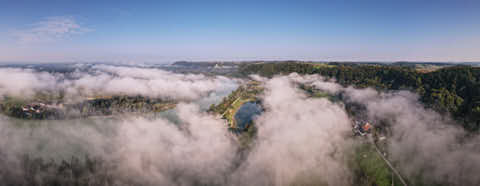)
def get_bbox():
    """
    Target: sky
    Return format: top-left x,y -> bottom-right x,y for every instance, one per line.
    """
0,0 -> 479,63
